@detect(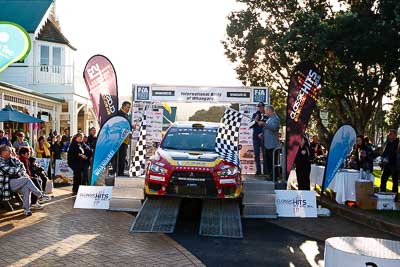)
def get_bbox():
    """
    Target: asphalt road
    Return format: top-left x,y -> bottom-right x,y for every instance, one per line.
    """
170,220 -> 324,267
169,200 -> 324,267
